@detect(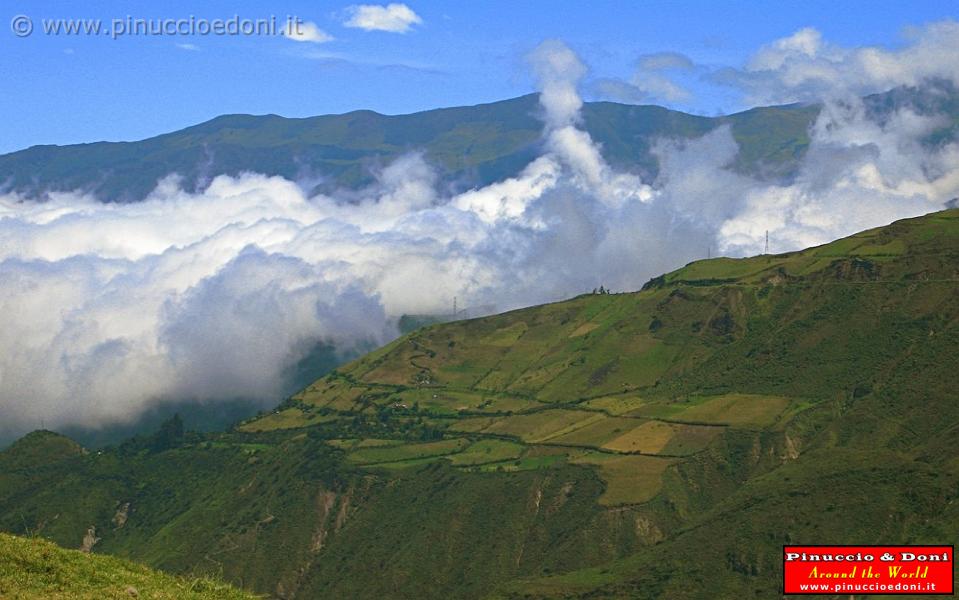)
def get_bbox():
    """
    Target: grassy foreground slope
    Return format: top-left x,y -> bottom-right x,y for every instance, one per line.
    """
0,209 -> 957,599
0,532 -> 255,600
